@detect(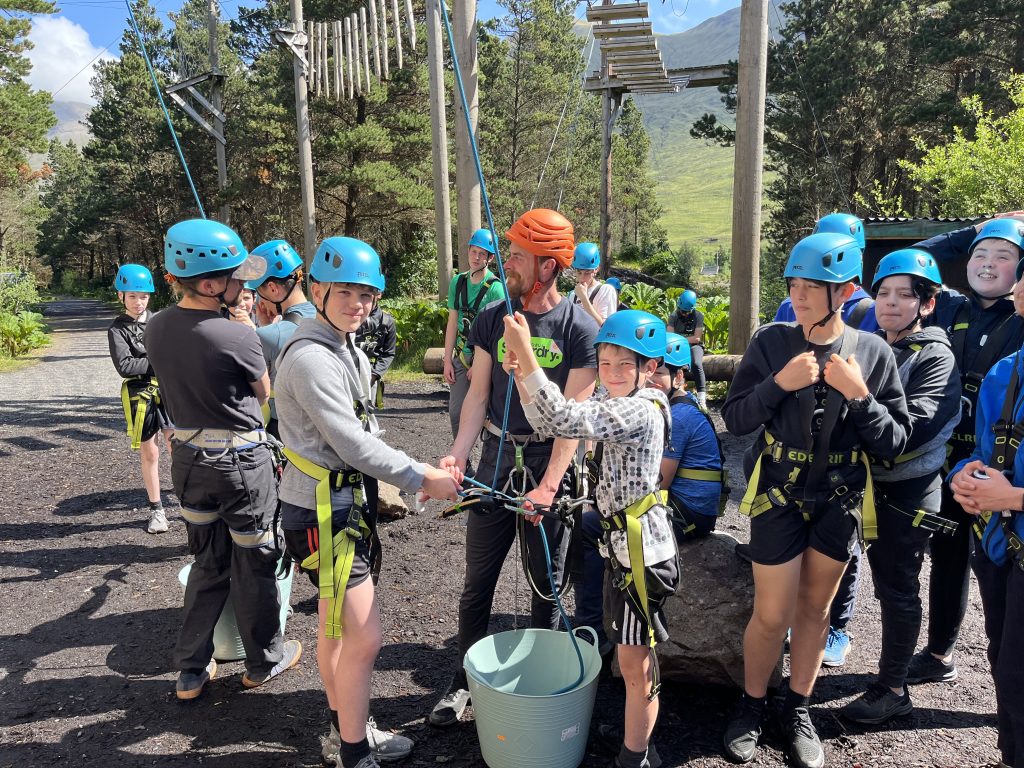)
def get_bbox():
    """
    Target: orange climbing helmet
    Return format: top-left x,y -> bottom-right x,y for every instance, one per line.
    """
505,208 -> 575,268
